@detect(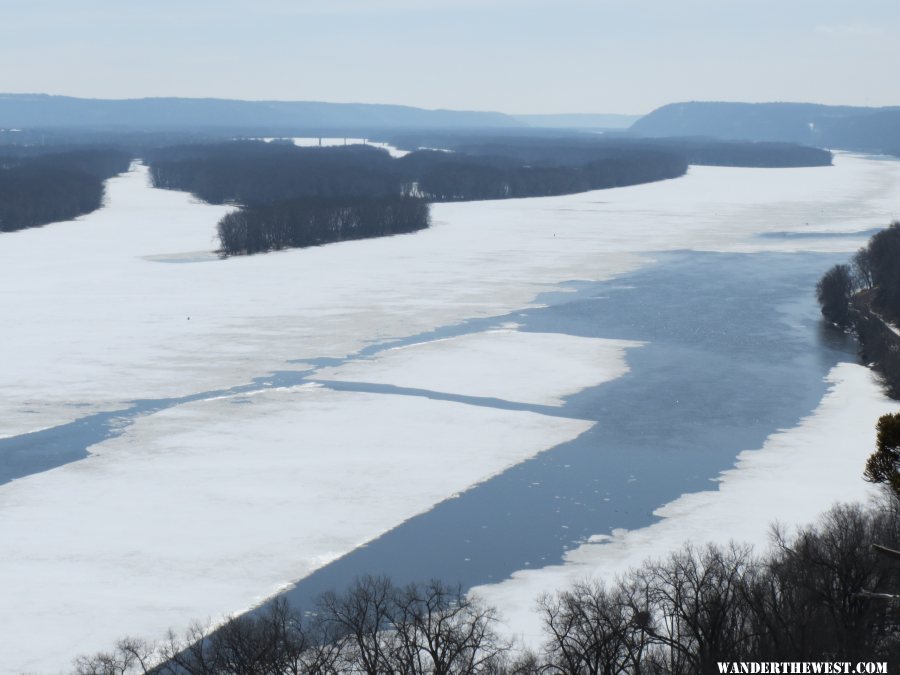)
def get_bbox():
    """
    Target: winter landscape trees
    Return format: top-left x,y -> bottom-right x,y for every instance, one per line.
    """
817,221 -> 900,395
816,263 -> 854,327
73,494 -> 900,674
216,196 -> 430,255
865,412 -> 900,500
145,139 -> 694,256
0,147 -> 131,232
0,135 -> 832,252
147,136 -> 829,258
